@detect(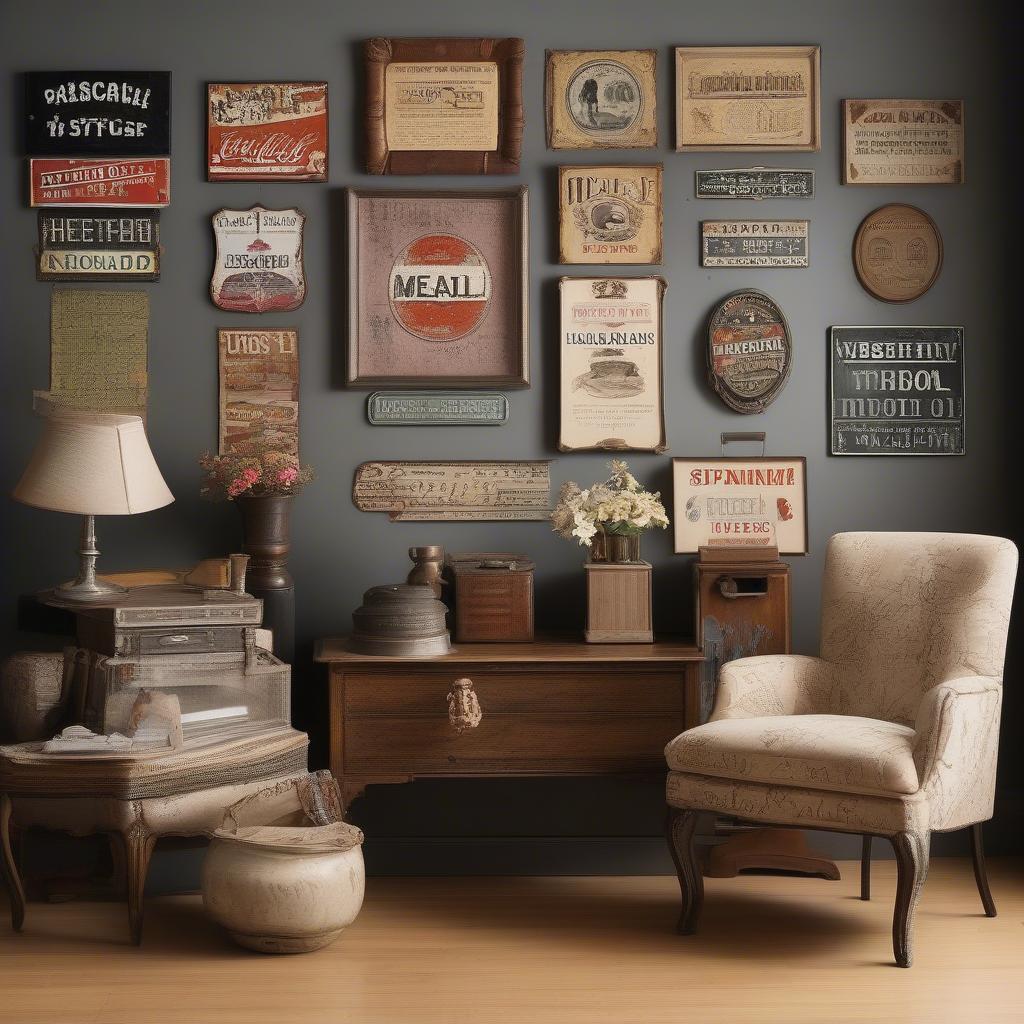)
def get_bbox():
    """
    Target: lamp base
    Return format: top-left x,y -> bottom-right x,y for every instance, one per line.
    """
54,576 -> 127,603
